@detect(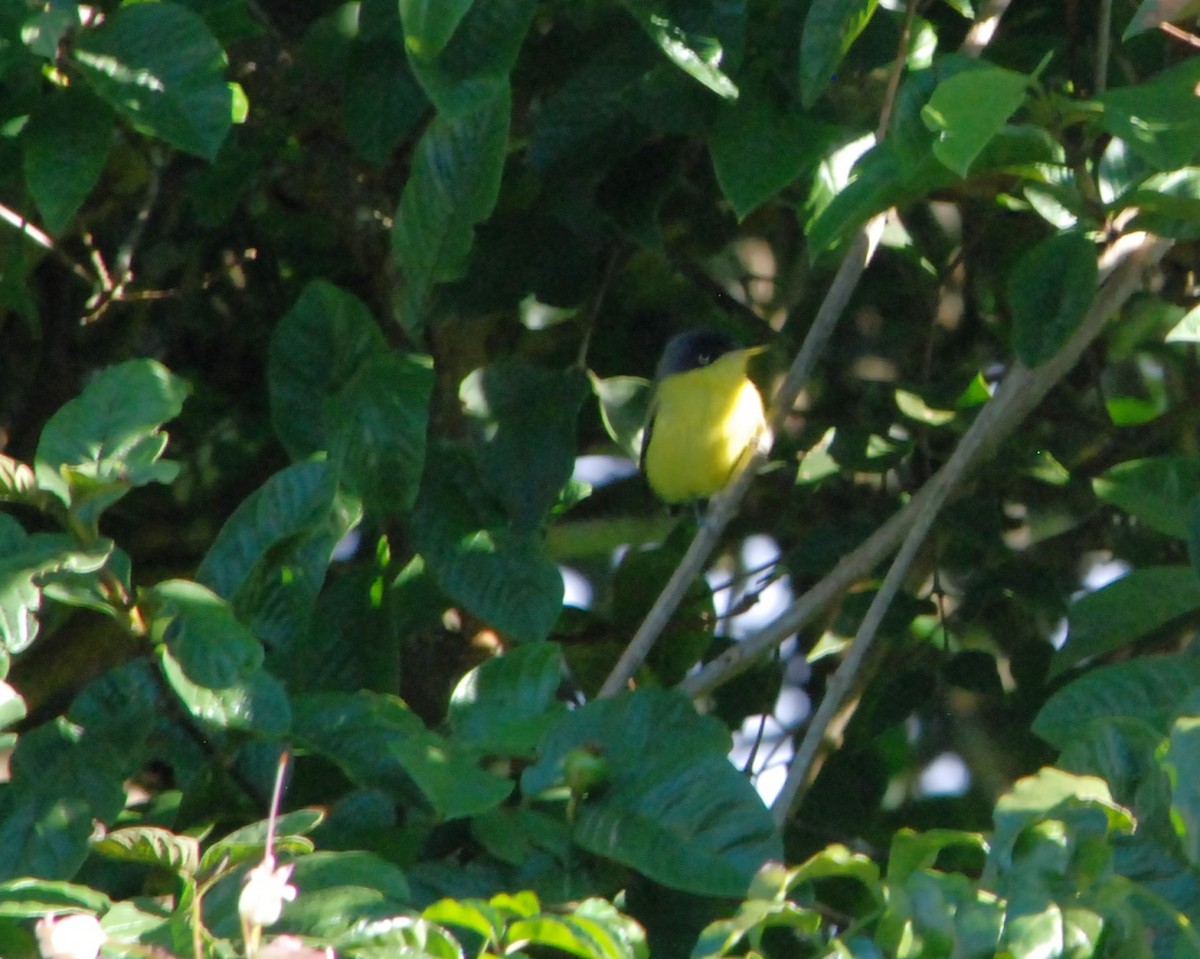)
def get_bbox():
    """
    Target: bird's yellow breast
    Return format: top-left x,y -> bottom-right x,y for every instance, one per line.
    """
643,351 -> 765,504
